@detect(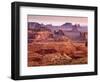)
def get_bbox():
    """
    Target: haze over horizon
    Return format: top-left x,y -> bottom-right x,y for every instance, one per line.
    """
28,15 -> 88,26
